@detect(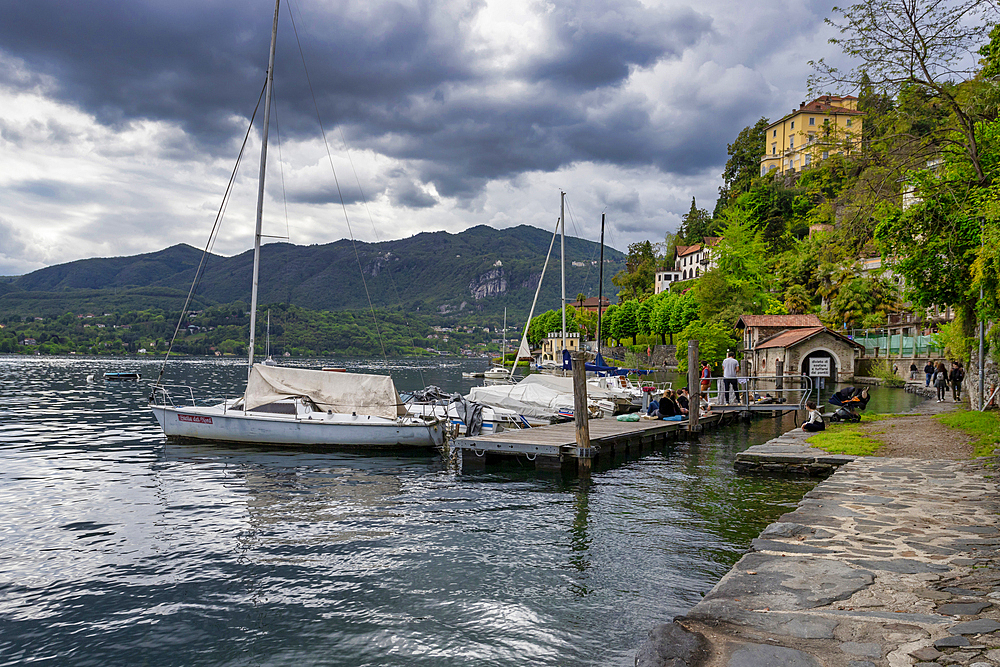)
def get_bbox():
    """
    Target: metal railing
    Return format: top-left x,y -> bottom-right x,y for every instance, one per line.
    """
149,384 -> 233,411
698,374 -> 813,411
